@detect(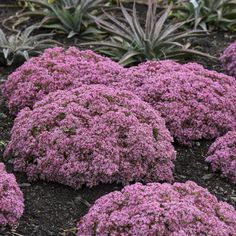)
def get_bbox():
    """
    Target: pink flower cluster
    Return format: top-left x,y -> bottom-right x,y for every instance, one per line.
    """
220,41 -> 236,78
77,181 -> 236,236
118,60 -> 236,144
4,85 -> 176,189
207,131 -> 236,184
0,163 -> 24,227
1,47 -> 124,114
